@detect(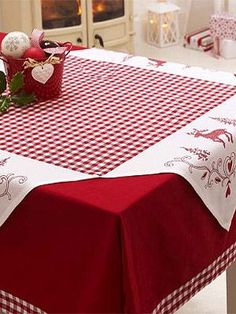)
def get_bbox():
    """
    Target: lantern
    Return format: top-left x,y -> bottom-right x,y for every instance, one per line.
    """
147,0 -> 180,47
